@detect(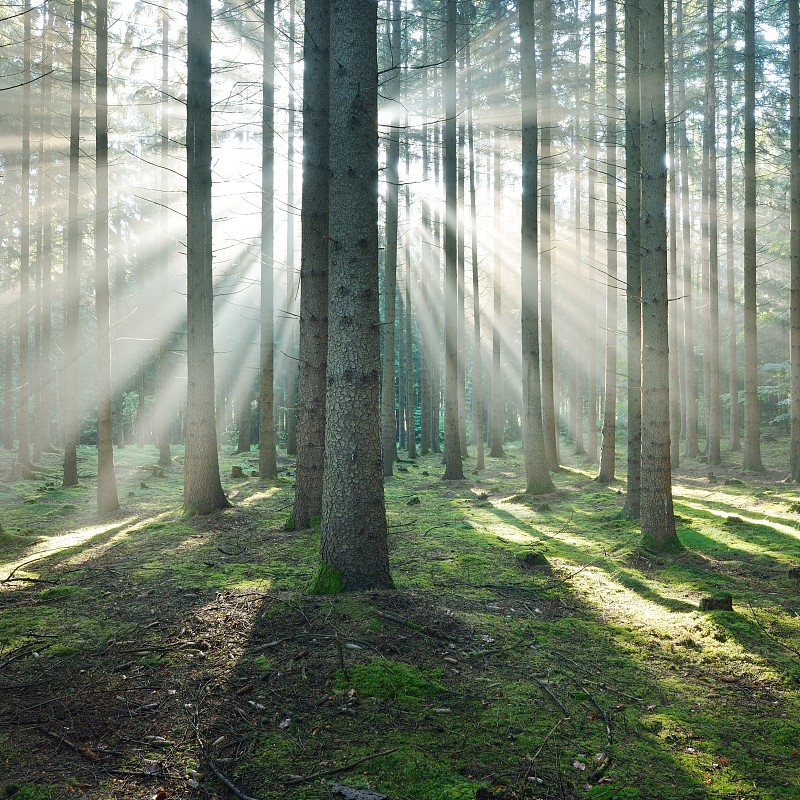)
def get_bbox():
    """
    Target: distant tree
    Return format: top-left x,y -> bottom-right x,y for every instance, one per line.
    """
96,0 -> 120,513
381,0 -> 401,478
443,0 -> 463,480
597,0 -> 618,484
183,0 -> 230,515
489,133 -> 505,459
315,0 -> 393,590
63,0 -> 83,488
790,0 -> 800,481
259,0 -> 278,480
294,0 -> 329,528
639,0 -> 680,552
623,0 -> 641,519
